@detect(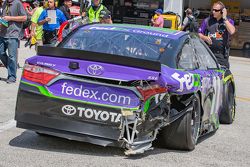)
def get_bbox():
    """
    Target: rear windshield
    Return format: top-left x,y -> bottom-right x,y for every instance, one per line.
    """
61,29 -> 172,61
